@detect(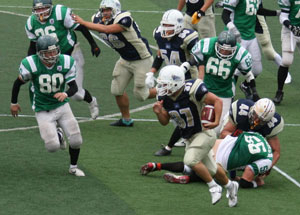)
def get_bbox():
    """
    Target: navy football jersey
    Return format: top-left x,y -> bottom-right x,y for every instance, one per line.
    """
92,11 -> 152,61
153,27 -> 198,80
229,99 -> 284,138
162,79 -> 208,138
